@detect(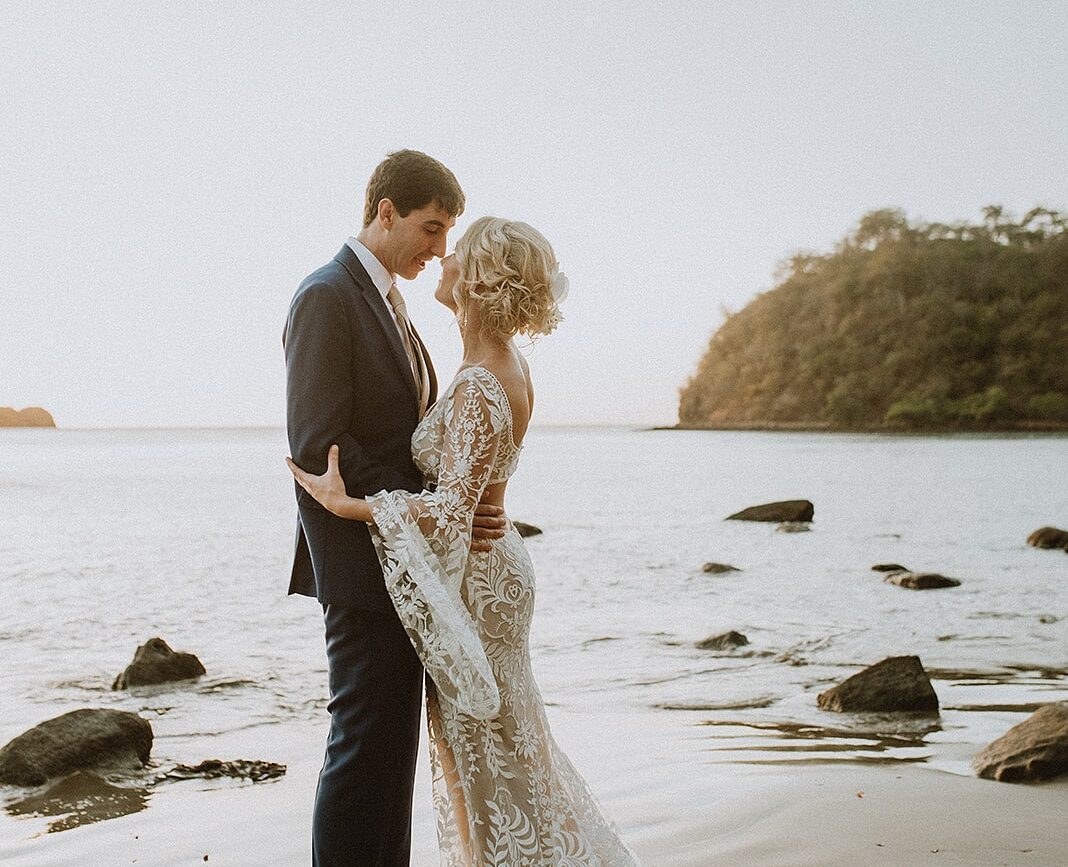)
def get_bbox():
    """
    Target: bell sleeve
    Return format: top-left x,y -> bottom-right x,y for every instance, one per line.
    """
366,371 -> 506,720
